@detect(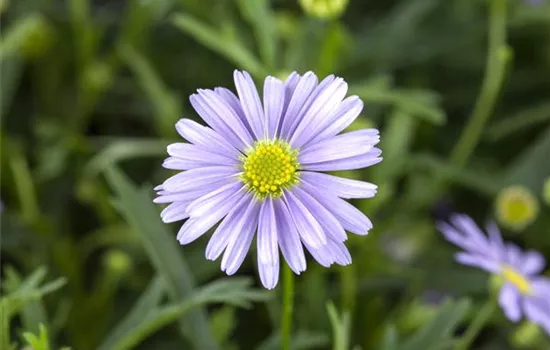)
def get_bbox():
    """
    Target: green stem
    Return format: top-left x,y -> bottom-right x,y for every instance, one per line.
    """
281,265 -> 294,350
456,299 -> 497,350
340,265 -> 356,318
449,0 -> 509,168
